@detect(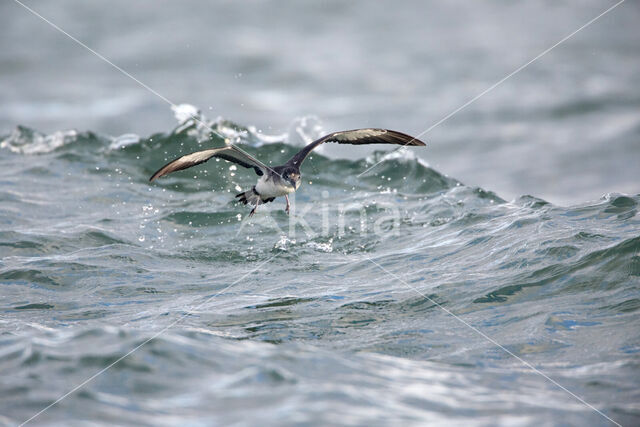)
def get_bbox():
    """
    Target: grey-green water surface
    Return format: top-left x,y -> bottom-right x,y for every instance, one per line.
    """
1,116 -> 638,426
